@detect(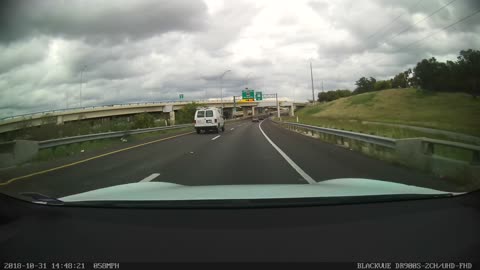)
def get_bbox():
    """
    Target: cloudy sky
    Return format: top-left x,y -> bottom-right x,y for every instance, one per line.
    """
1,0 -> 479,117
